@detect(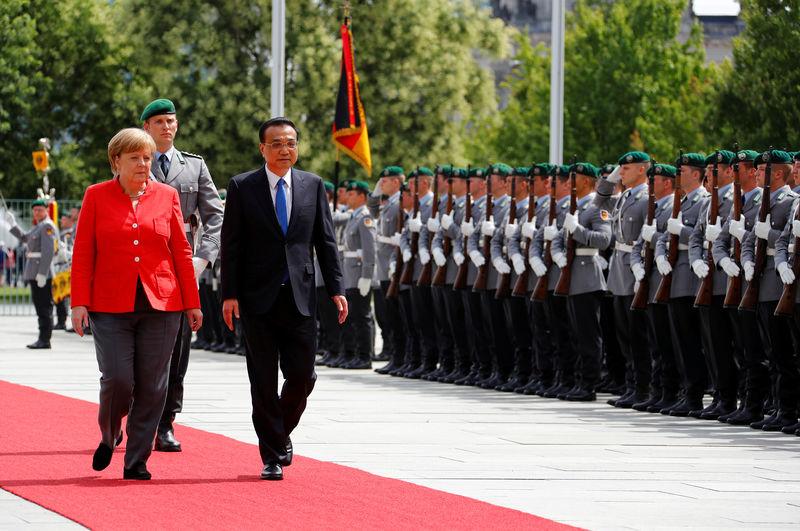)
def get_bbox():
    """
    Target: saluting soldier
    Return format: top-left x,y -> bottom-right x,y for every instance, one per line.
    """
550,163 -> 612,401
339,181 -> 376,369
6,200 -> 57,349
742,150 -> 799,432
141,98 -> 225,452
